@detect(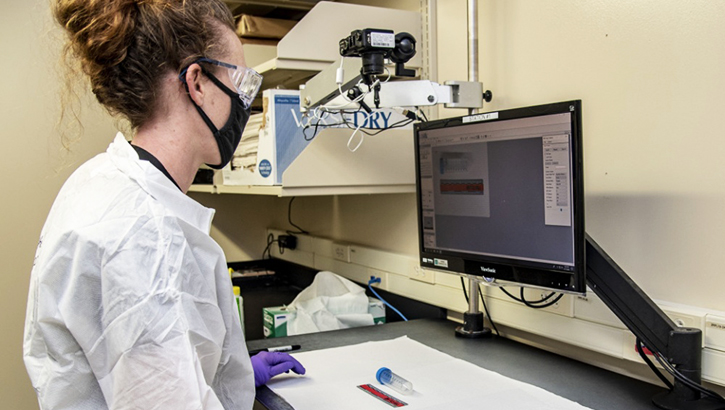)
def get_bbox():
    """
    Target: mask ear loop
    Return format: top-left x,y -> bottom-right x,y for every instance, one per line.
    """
179,64 -> 221,135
